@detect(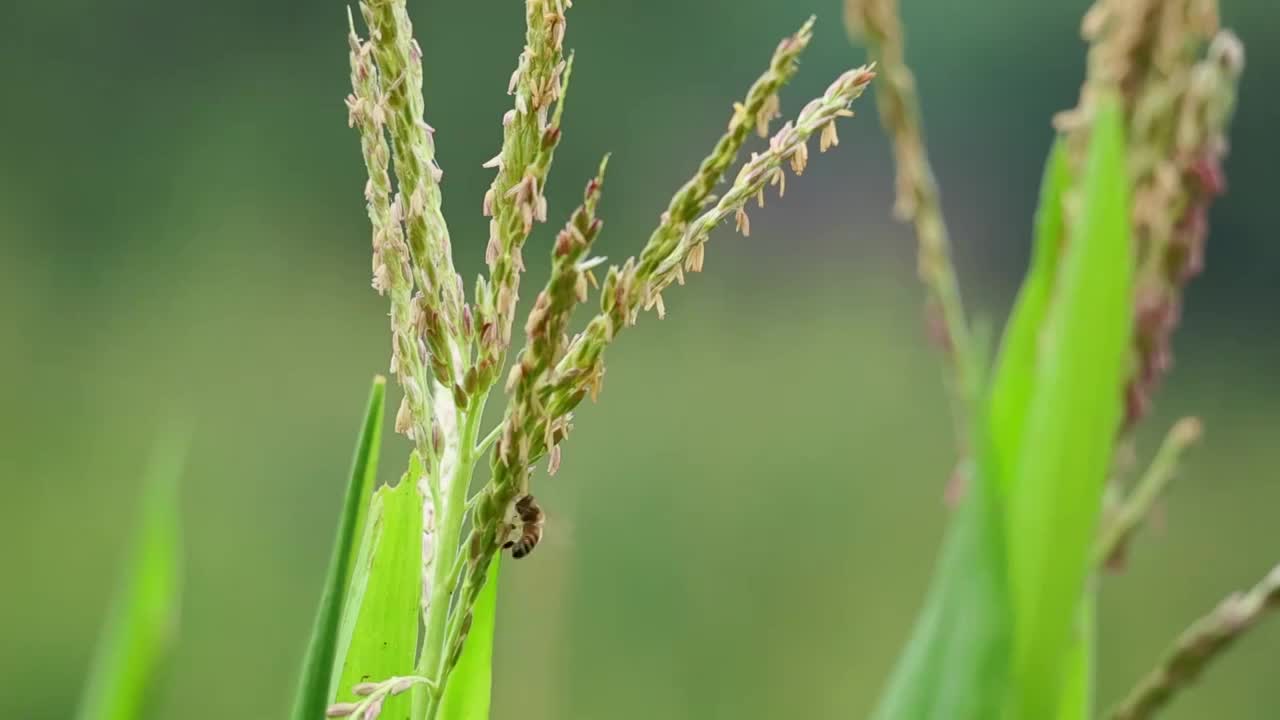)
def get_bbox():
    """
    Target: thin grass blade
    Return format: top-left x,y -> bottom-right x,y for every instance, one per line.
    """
75,432 -> 186,720
872,335 -> 1012,720
987,138 -> 1071,493
290,376 -> 386,720
1006,96 -> 1133,718
1055,594 -> 1096,720
870,458 -> 1012,720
